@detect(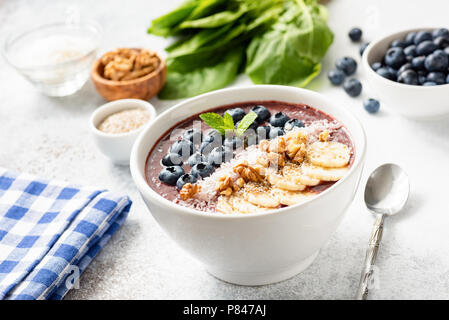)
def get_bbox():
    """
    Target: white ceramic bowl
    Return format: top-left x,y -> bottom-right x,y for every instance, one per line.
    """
362,28 -> 449,120
90,99 -> 156,165
130,86 -> 367,285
